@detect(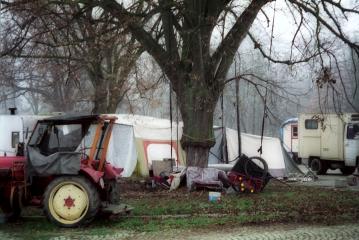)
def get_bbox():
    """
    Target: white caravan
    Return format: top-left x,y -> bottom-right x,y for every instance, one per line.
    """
0,115 -> 46,156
